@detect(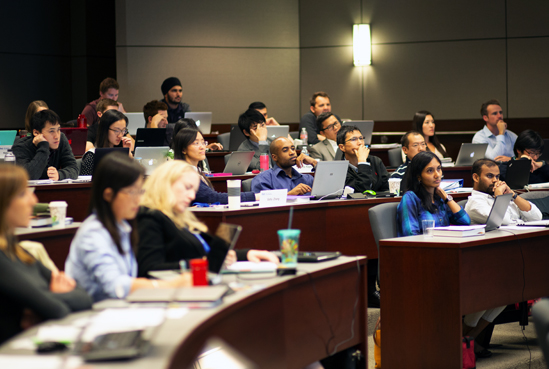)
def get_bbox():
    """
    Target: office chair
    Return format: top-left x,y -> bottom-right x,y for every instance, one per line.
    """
217,132 -> 230,149
457,199 -> 467,208
388,147 -> 404,167
368,202 -> 399,282
242,178 -> 253,192
289,131 -> 299,140
533,299 -> 549,366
